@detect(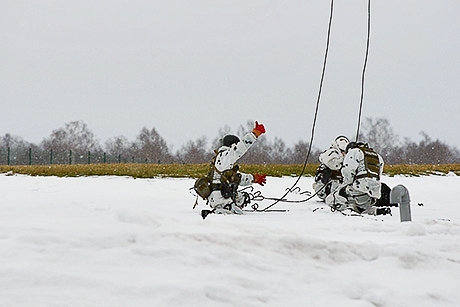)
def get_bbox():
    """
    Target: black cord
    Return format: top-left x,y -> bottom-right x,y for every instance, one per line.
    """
355,0 -> 371,142
243,180 -> 331,212
241,0 -> 372,213
257,0 -> 335,212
